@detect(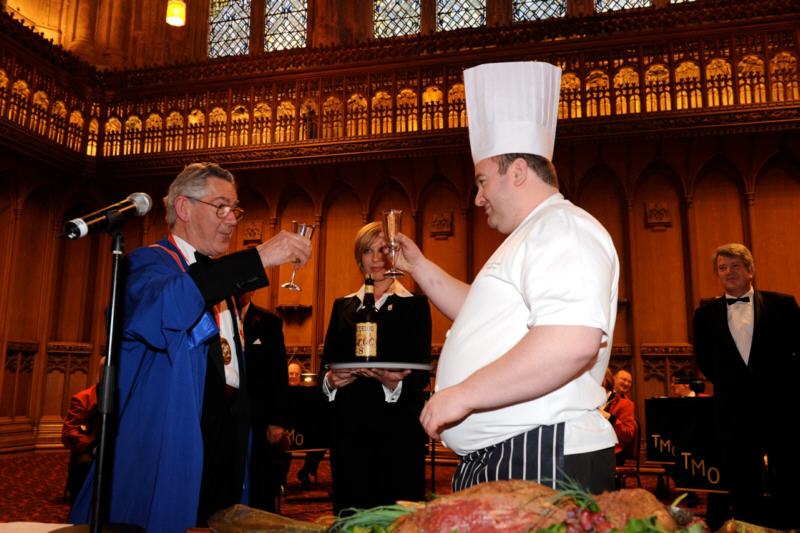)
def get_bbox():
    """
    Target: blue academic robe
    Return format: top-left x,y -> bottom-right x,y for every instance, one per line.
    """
70,239 -> 232,532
